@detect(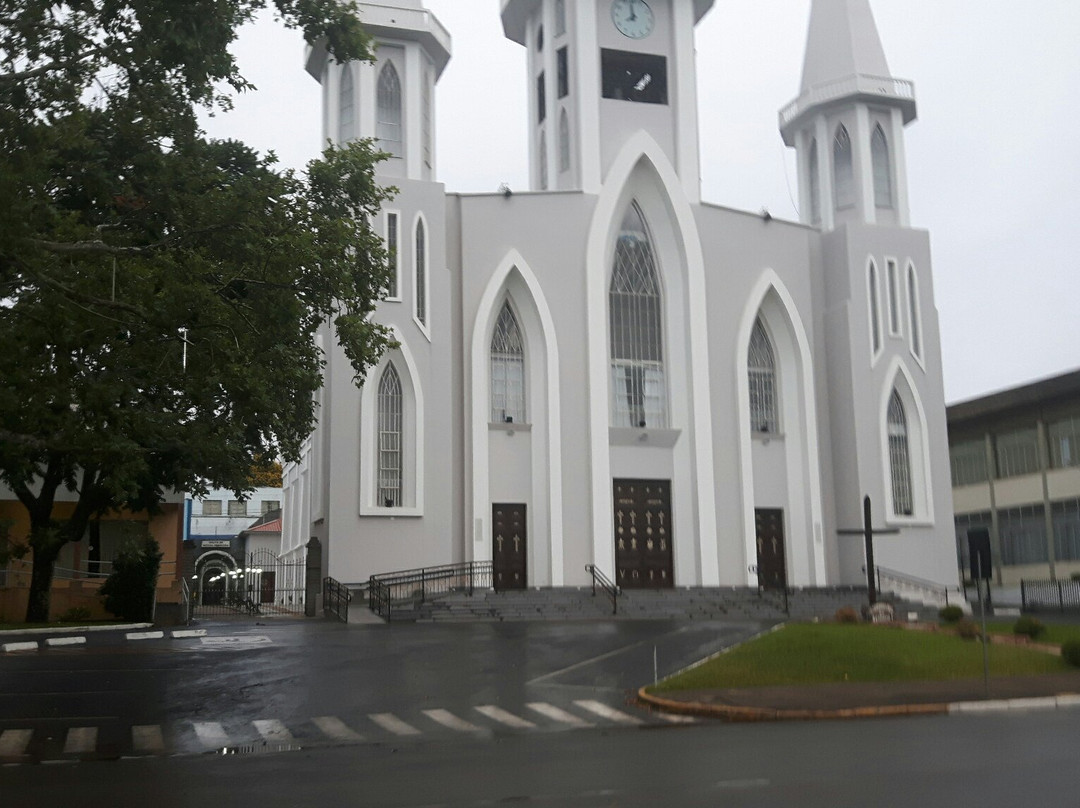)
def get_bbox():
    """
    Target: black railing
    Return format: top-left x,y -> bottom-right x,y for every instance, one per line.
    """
1022,579 -> 1080,613
869,565 -> 959,607
323,576 -> 351,623
585,564 -> 619,615
368,561 -> 493,620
